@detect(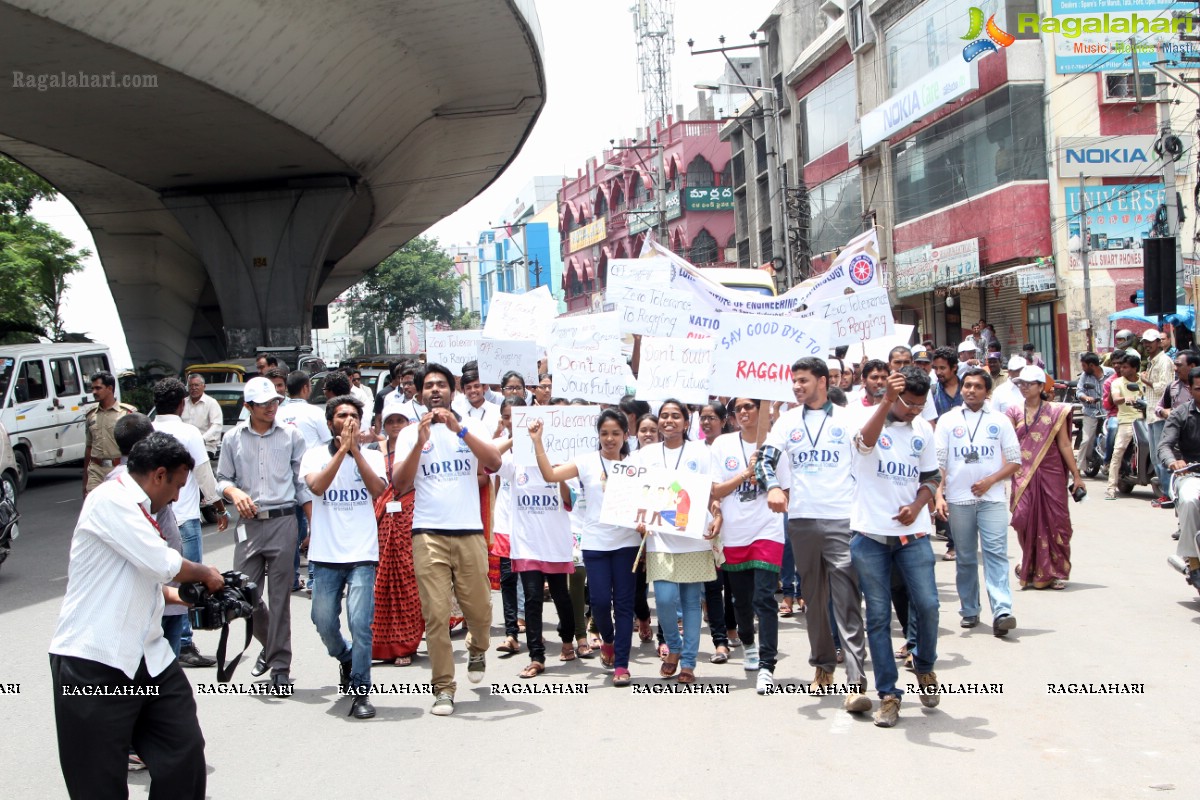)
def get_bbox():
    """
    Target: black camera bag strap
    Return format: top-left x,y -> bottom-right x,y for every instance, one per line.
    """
215,618 -> 255,683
